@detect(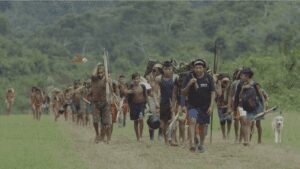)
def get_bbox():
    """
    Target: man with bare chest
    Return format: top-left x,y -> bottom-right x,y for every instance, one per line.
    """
125,73 -> 147,142
146,63 -> 163,141
31,87 -> 44,121
5,88 -> 15,115
71,80 -> 85,125
53,90 -> 65,122
117,75 -> 129,127
91,63 -> 112,143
